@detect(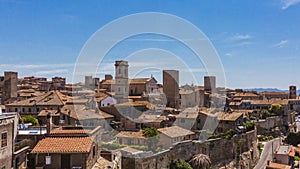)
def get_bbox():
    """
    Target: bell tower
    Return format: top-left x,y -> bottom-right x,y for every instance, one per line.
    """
114,60 -> 129,103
